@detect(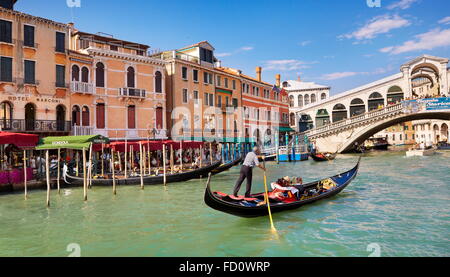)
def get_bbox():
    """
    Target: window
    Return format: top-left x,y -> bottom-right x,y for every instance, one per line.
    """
0,101 -> 13,128
200,48 -> 213,63
193,91 -> 199,105
0,20 -> 12,43
137,50 -> 144,56
224,78 -> 228,88
182,89 -> 188,103
217,76 -> 221,86
96,62 -> 105,87
217,95 -> 222,107
204,93 -> 208,106
232,98 -> 238,108
81,67 -> 89,83
110,45 -> 118,51
56,65 -> 65,87
193,69 -> 198,82
72,106 -> 80,126
203,72 -> 212,84
182,67 -> 188,80
55,32 -> 66,53
225,96 -> 229,107
0,57 -> 12,82
209,94 -> 214,106
232,80 -> 236,90
24,25 -> 35,47
71,65 -> 80,81
127,67 -> 135,88
82,106 -> 90,126
96,103 -> 105,129
128,105 -> 136,129
155,71 -> 162,93
24,60 -> 35,84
